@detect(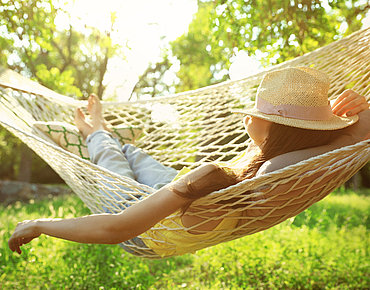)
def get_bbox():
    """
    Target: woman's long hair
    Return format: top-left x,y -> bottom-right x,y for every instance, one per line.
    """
173,122 -> 347,213
235,122 -> 347,180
